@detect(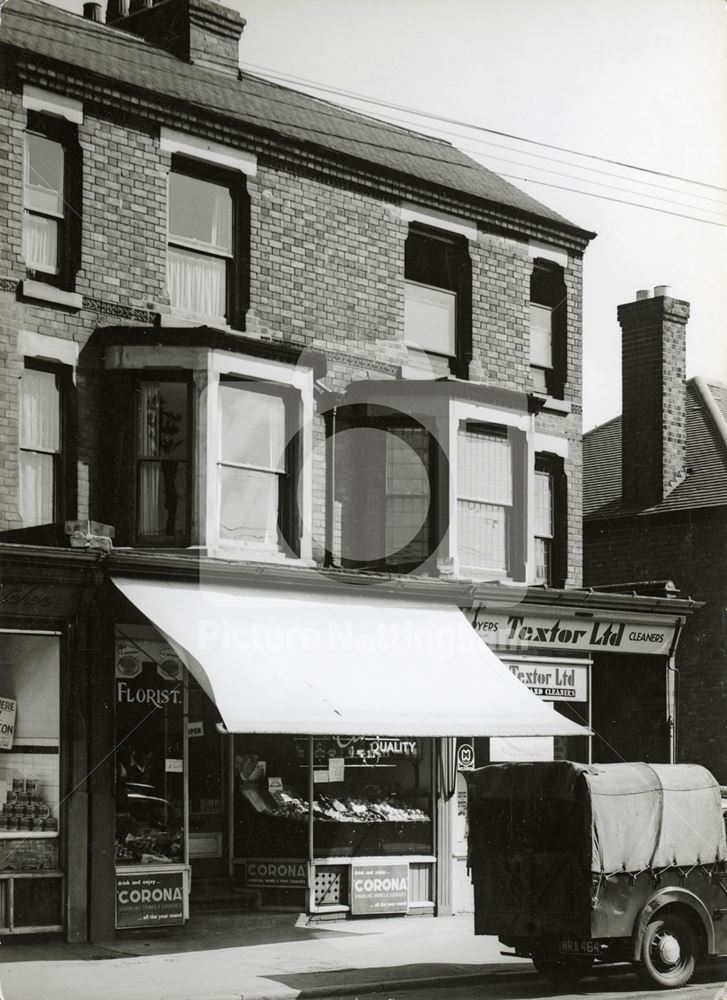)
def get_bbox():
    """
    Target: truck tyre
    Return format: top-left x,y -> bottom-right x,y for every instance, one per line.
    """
640,912 -> 697,989
532,953 -> 594,990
